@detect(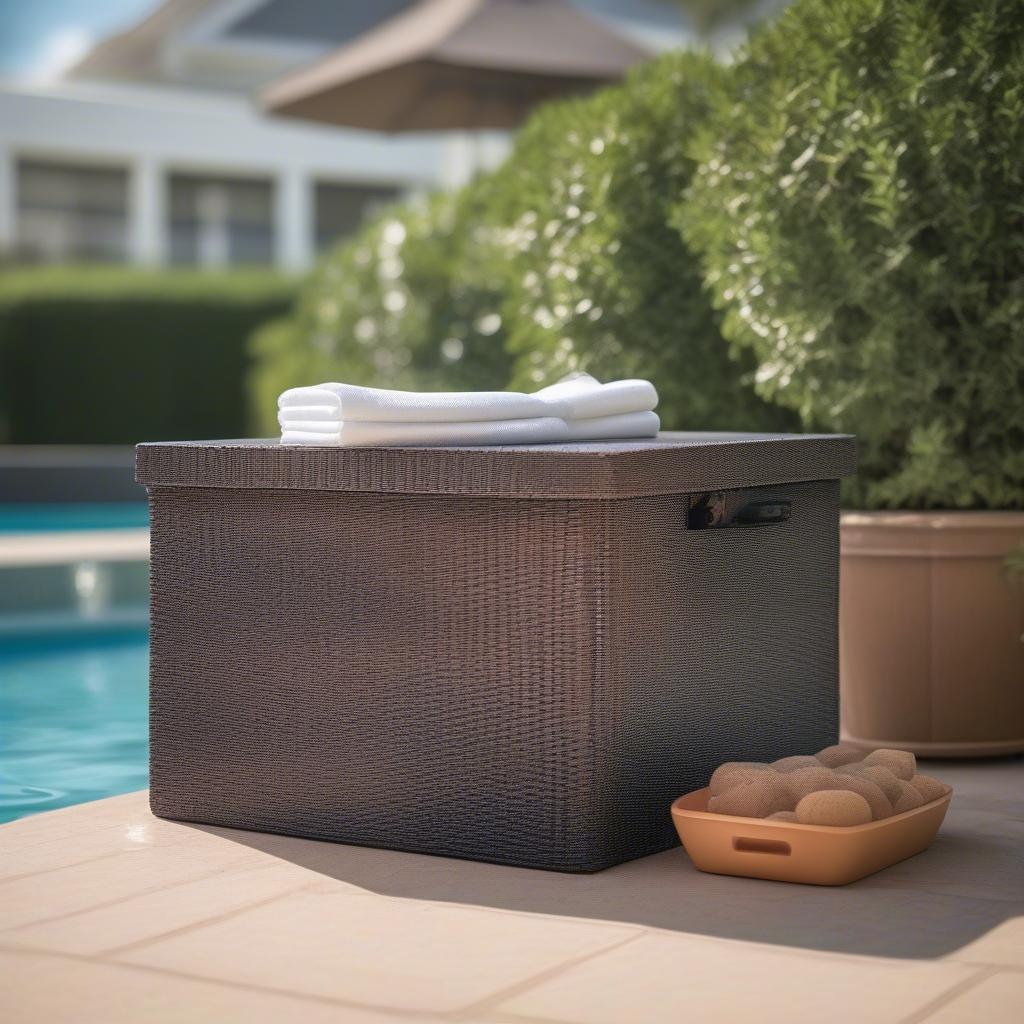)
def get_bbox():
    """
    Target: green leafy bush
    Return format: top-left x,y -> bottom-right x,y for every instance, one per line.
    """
0,267 -> 295,444
249,187 -> 512,434
250,52 -> 795,435
678,0 -> 1024,508
472,50 -> 795,431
